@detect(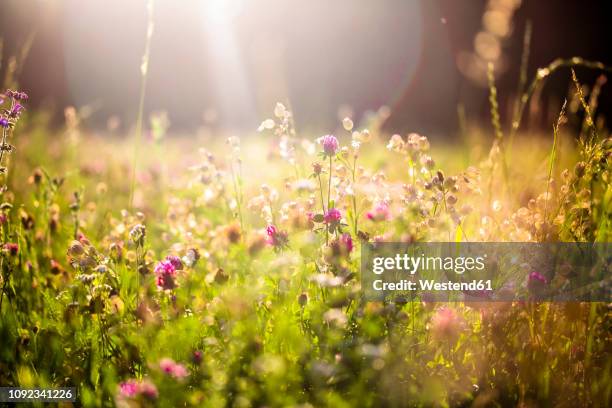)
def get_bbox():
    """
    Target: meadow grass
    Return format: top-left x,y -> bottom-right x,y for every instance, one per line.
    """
0,27 -> 611,407
0,94 -> 610,407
